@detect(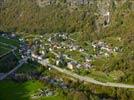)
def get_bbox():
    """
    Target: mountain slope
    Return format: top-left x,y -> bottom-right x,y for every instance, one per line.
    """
0,0 -> 134,84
